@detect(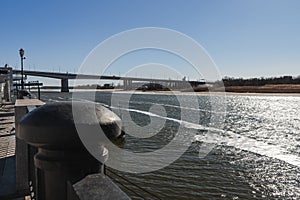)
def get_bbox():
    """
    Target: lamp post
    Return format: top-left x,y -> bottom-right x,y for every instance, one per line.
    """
19,48 -> 25,89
